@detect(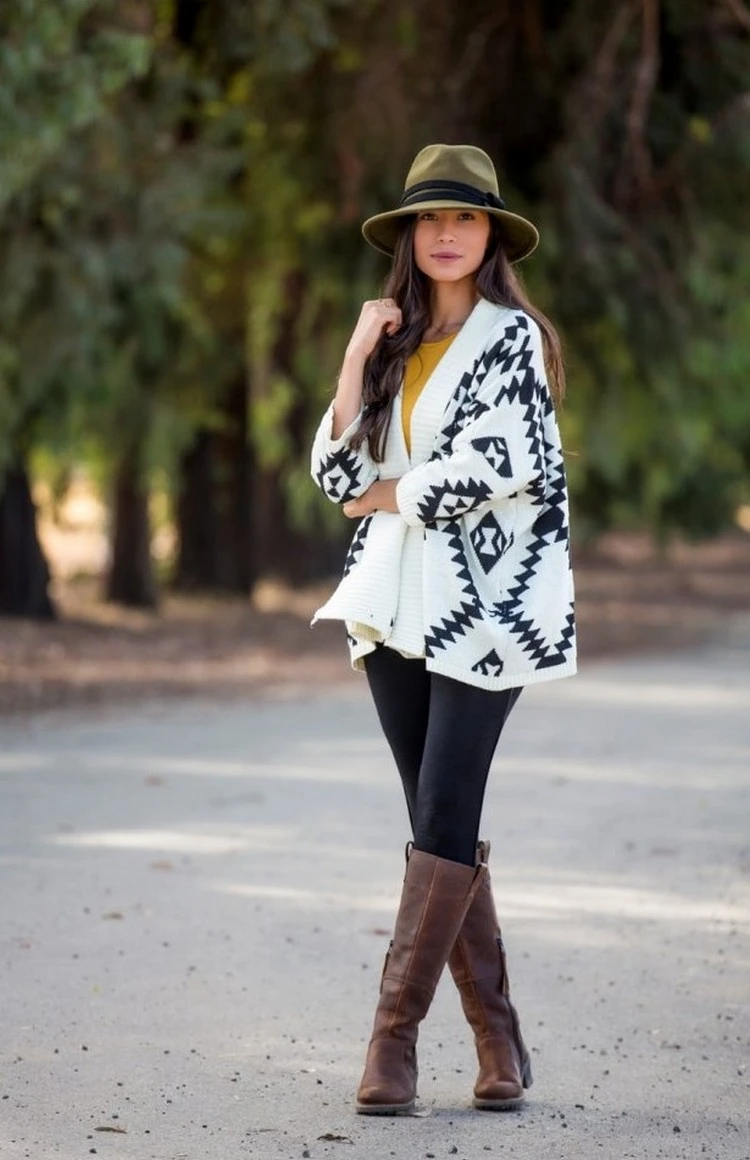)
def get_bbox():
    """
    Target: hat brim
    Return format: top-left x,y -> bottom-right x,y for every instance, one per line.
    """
361,201 -> 539,264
